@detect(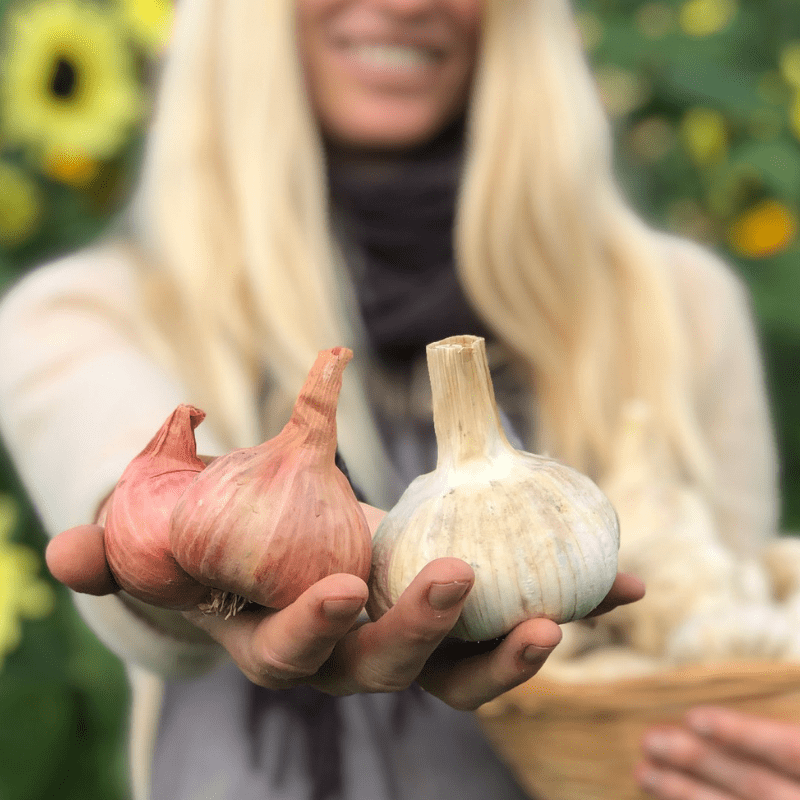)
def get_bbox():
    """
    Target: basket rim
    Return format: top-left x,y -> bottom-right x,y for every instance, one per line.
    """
478,660 -> 800,717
